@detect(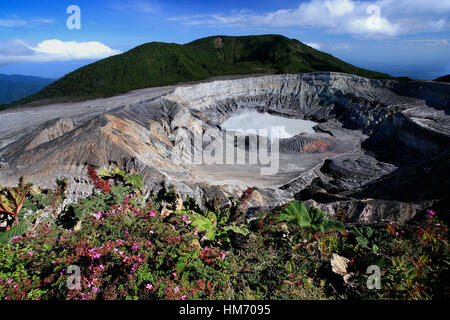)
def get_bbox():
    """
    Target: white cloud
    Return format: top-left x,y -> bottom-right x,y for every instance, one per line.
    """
0,17 -> 53,28
403,39 -> 449,46
169,0 -> 450,37
326,0 -> 355,16
0,18 -> 27,28
305,42 -> 350,51
0,40 -> 121,66
332,43 -> 351,50
305,42 -> 322,50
